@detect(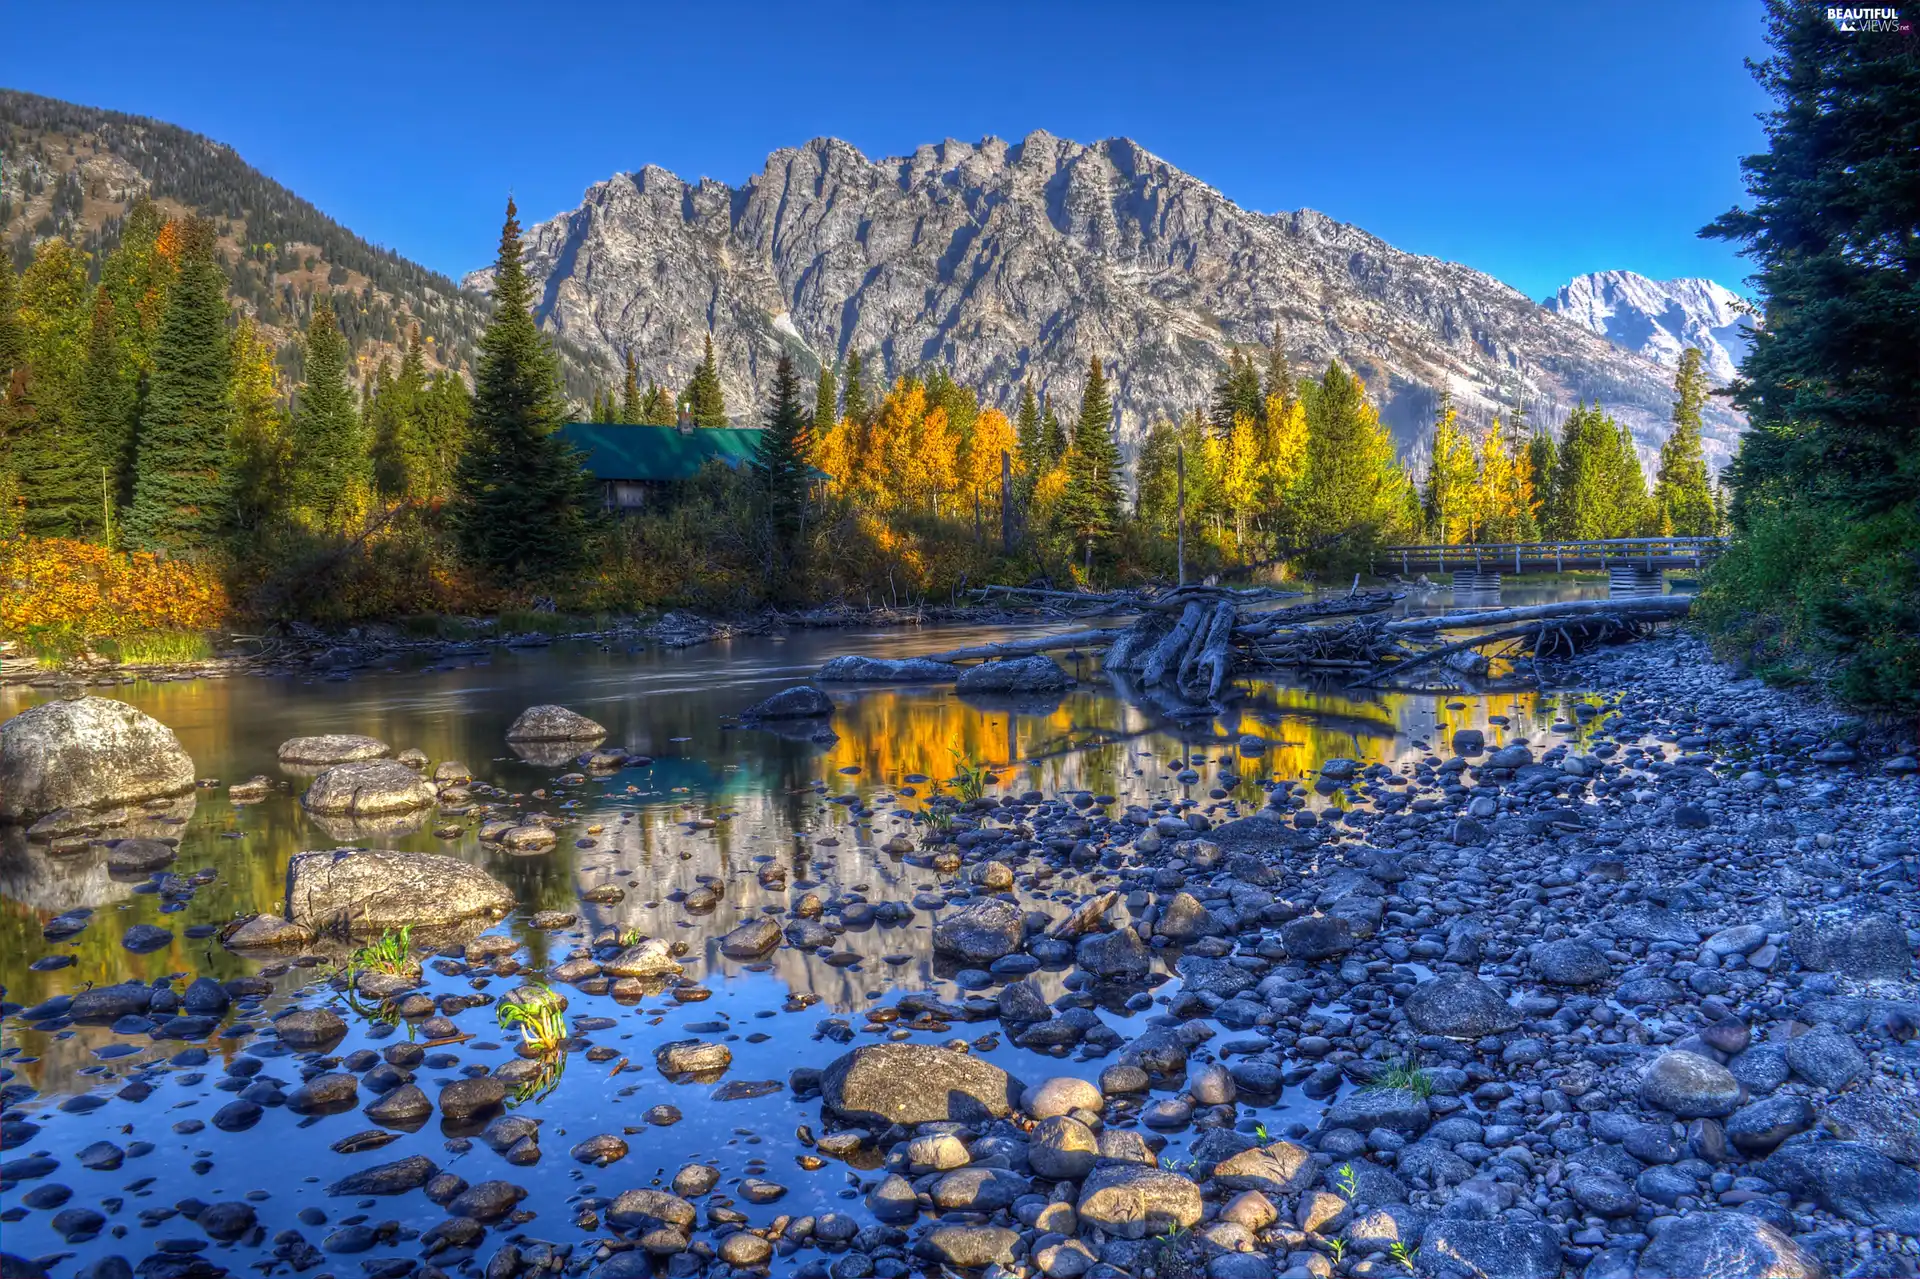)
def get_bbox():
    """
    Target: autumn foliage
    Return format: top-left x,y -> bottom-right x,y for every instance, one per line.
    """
0,535 -> 228,637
